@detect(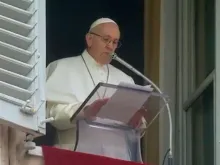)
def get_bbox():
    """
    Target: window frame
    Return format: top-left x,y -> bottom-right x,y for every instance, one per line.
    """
159,0 -> 218,164
214,0 -> 220,164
